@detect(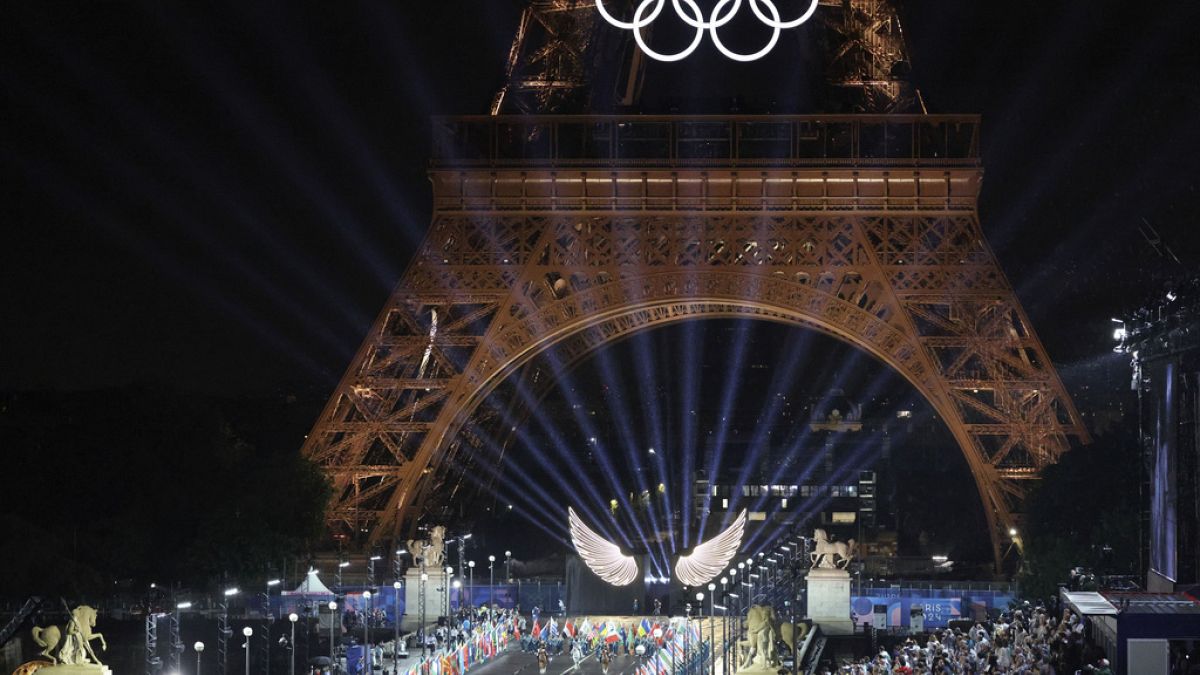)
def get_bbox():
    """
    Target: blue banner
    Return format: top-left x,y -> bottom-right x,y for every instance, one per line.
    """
850,596 -> 962,628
